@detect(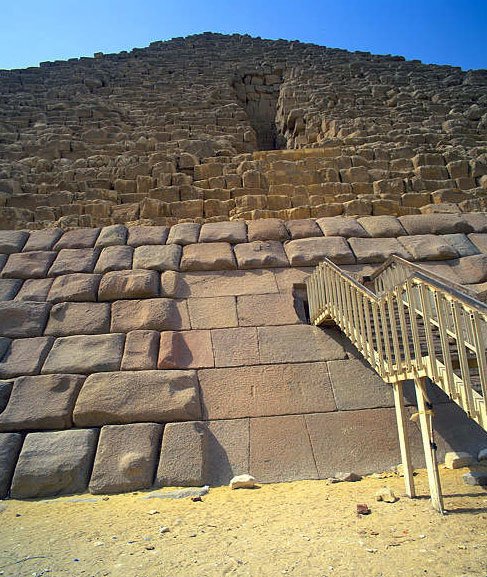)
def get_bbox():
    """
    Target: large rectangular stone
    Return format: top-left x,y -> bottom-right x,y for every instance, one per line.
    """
199,221 -> 247,244
1,251 -> 56,279
158,330 -> 214,369
249,415 -> 318,483
45,302 -> 111,336
121,330 -> 159,371
47,273 -> 101,303
10,429 -> 98,499
199,362 -> 336,420
180,242 -> 236,272
98,270 -> 160,301
53,228 -> 100,250
89,423 -> 163,494
177,270 -> 279,298
133,244 -> 182,271
258,325 -> 346,364
206,419 -> 249,486
234,241 -> 289,269
48,248 -> 99,276
0,374 -> 85,431
285,219 -> 322,240
0,336 -> 54,379
211,327 -> 259,367
0,231 -> 28,254
284,237 -> 355,266
0,301 -> 51,338
111,298 -> 190,332
73,369 -> 201,426
237,293 -> 301,326
166,223 -> 200,245
94,246 -> 133,273
127,225 -> 169,247
0,432 -> 23,498
15,278 -> 53,302
95,224 -> 127,248
316,217 -> 369,238
187,296 -> 238,329
398,235 -> 459,261
0,279 -> 22,301
42,333 -> 125,374
399,214 -> 472,235
348,237 -> 411,264
22,229 -> 63,252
